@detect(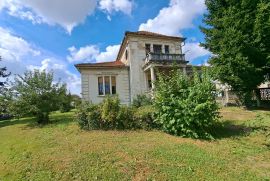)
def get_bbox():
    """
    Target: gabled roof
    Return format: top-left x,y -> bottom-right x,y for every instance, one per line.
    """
75,60 -> 127,70
116,31 -> 186,61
